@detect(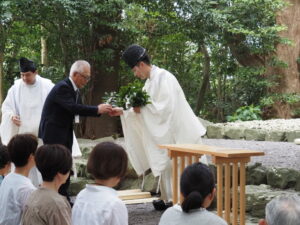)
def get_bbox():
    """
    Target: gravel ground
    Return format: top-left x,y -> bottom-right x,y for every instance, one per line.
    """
127,138 -> 300,225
